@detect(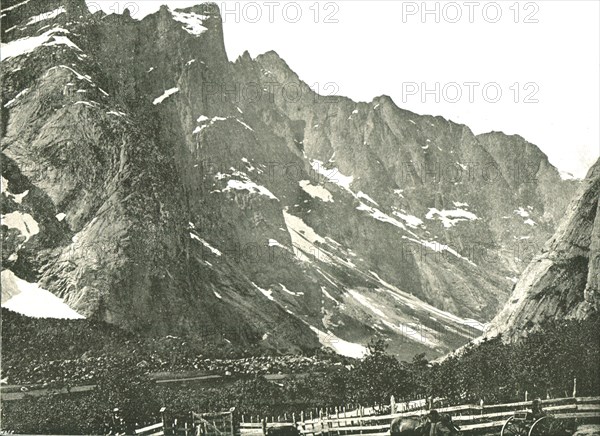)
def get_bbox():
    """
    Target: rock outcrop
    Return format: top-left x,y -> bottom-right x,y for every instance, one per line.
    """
486,159 -> 599,339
